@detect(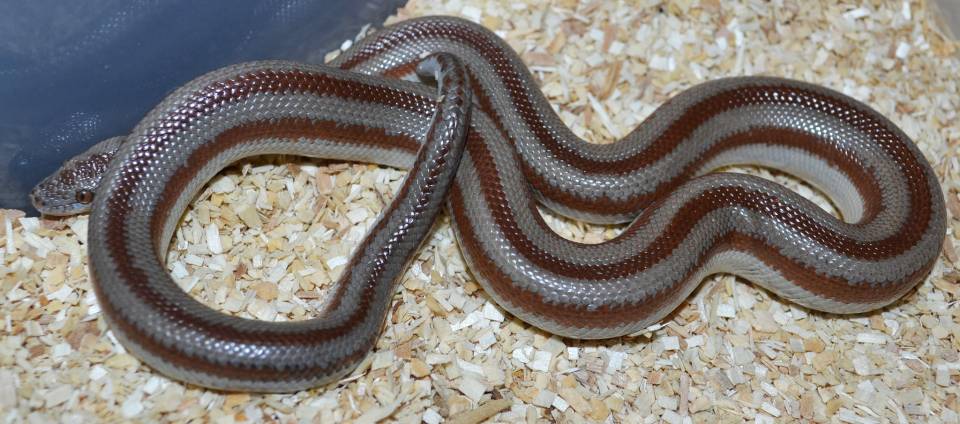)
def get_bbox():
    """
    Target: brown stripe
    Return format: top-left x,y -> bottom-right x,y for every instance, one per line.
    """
90,23 -> 939,377
725,233 -> 931,306
462,126 -> 927,285
151,117 -> 419,240
520,125 -> 890,219
343,20 -> 916,178
450,183 -> 678,330
450,185 -> 927,331
98,62 -> 472,383
337,20 -> 932,243
90,262 -> 379,381
103,195 -> 382,381
383,61 -> 420,80
98,70 -> 435,381
337,20 -> 428,71
450,36 -> 907,222
149,115 -> 423,341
